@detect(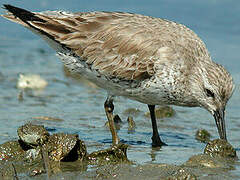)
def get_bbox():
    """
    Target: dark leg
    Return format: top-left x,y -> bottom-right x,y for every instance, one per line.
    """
104,96 -> 120,145
148,105 -> 167,147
